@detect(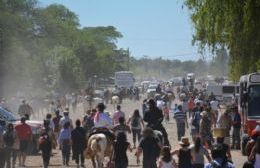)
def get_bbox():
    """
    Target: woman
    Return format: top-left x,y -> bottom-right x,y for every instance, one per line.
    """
190,137 -> 211,168
172,137 -> 191,168
158,146 -> 177,168
127,109 -> 144,148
